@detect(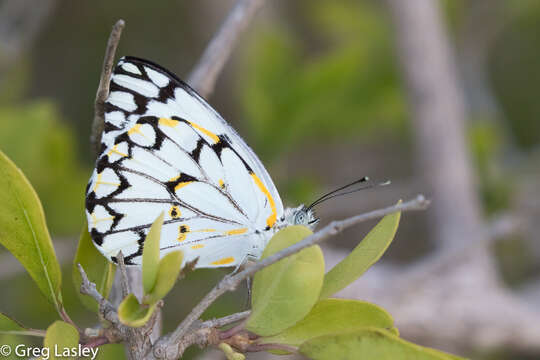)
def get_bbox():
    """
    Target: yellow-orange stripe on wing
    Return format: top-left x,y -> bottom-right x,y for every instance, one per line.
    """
187,121 -> 220,144
225,228 -> 248,236
211,257 -> 235,266
251,173 -> 277,228
159,117 -> 219,144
